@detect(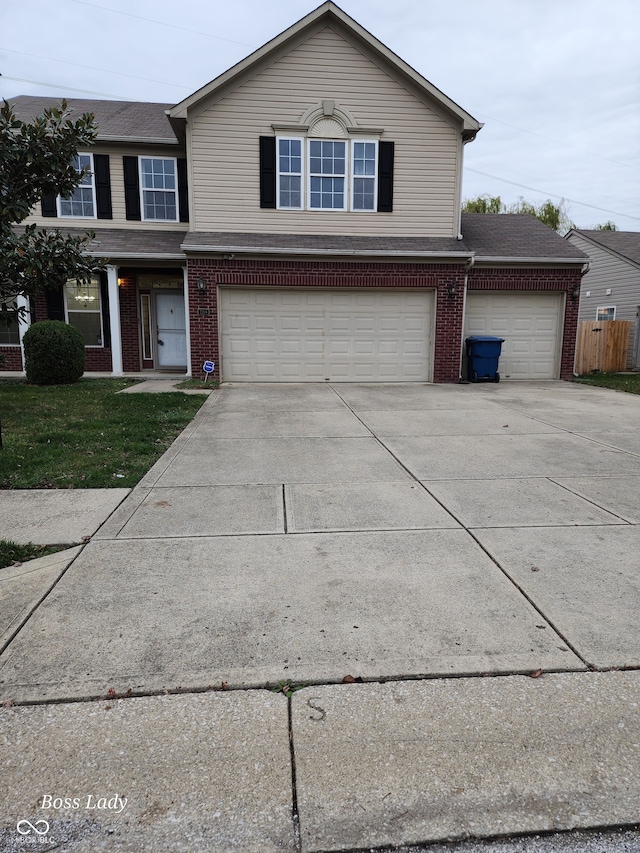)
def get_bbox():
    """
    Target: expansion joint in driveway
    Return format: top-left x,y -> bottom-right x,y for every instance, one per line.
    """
328,385 -> 465,528
466,529 -> 592,670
